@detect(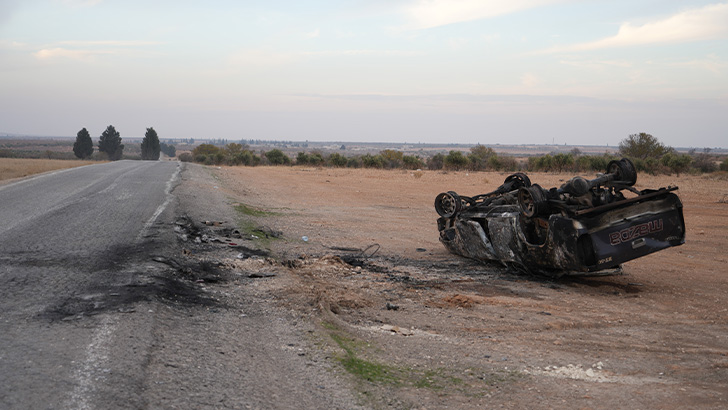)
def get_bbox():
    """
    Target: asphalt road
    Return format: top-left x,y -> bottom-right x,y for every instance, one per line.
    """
0,160 -> 362,410
0,160 -> 181,409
